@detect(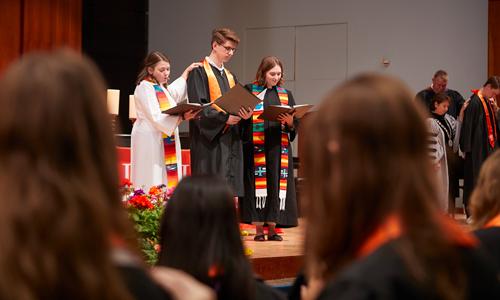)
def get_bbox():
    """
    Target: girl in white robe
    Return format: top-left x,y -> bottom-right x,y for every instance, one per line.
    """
131,51 -> 200,190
